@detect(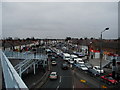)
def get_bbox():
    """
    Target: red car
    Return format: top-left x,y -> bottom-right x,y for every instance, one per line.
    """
101,74 -> 118,85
